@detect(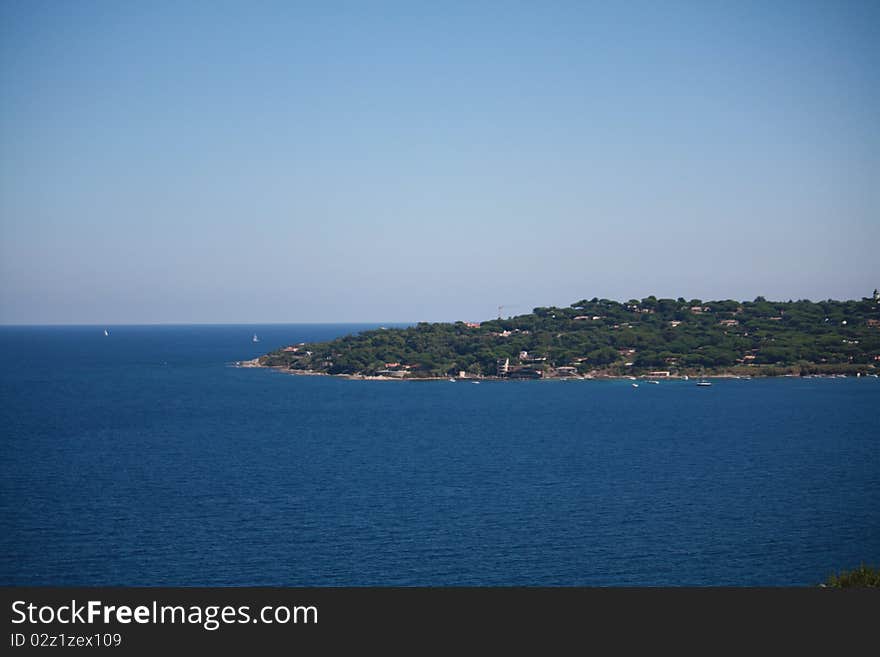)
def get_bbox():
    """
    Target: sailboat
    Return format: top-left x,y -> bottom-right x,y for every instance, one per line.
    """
104,329 -> 110,337
252,333 -> 260,343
